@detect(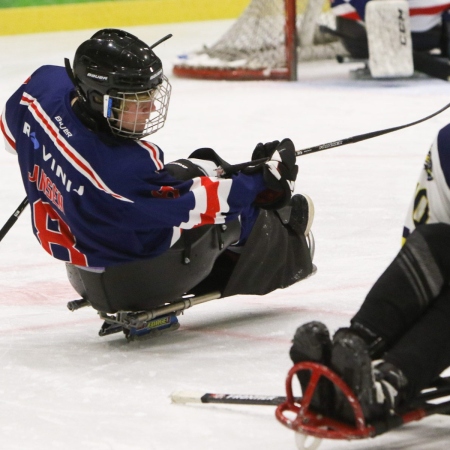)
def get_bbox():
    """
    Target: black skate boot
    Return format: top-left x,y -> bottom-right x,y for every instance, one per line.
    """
331,329 -> 408,423
277,193 -> 314,237
289,321 -> 334,415
373,360 -> 409,412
